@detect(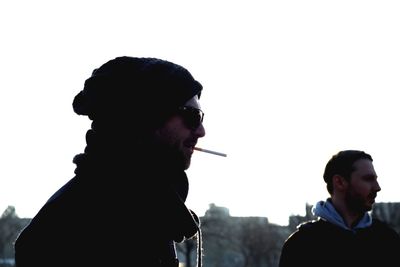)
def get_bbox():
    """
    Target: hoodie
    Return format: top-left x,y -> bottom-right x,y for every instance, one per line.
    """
312,199 -> 372,232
